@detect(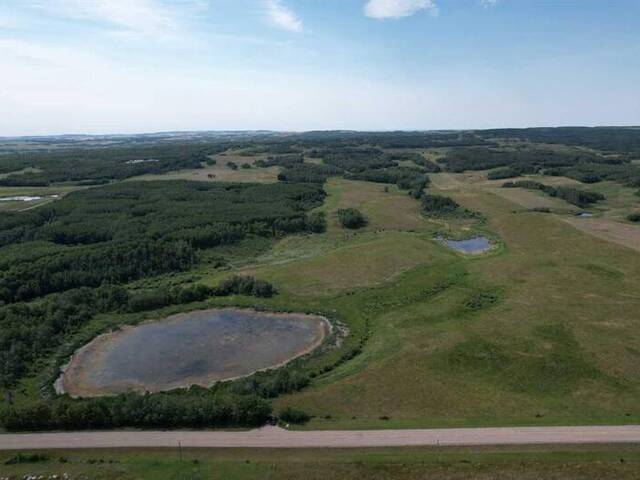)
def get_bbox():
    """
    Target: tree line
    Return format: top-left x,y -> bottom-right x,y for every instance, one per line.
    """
1,393 -> 271,431
502,180 -> 605,207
